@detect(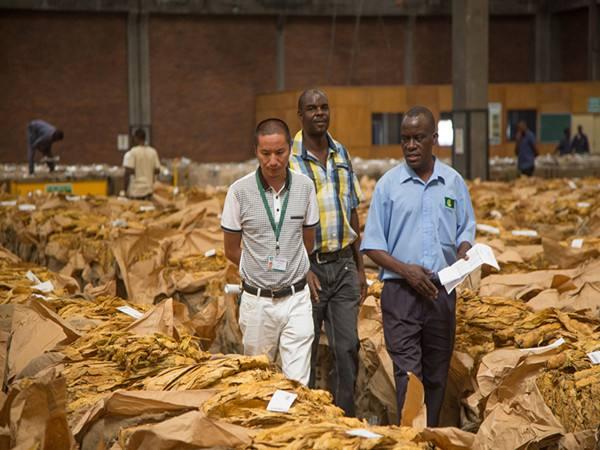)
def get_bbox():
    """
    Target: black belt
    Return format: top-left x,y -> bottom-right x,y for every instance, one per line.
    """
242,279 -> 306,299
310,246 -> 353,264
